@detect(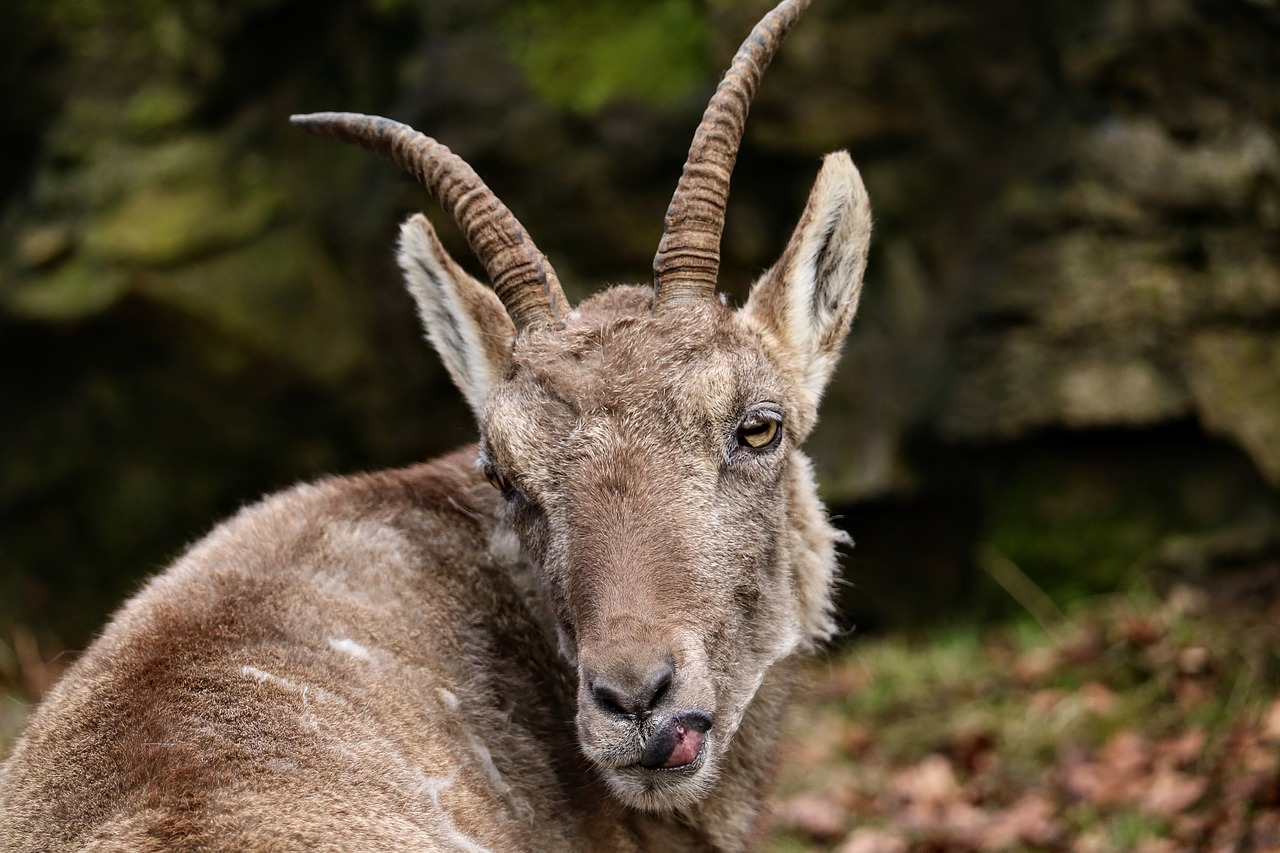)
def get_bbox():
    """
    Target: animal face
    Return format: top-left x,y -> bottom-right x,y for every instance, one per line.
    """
480,293 -> 810,808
